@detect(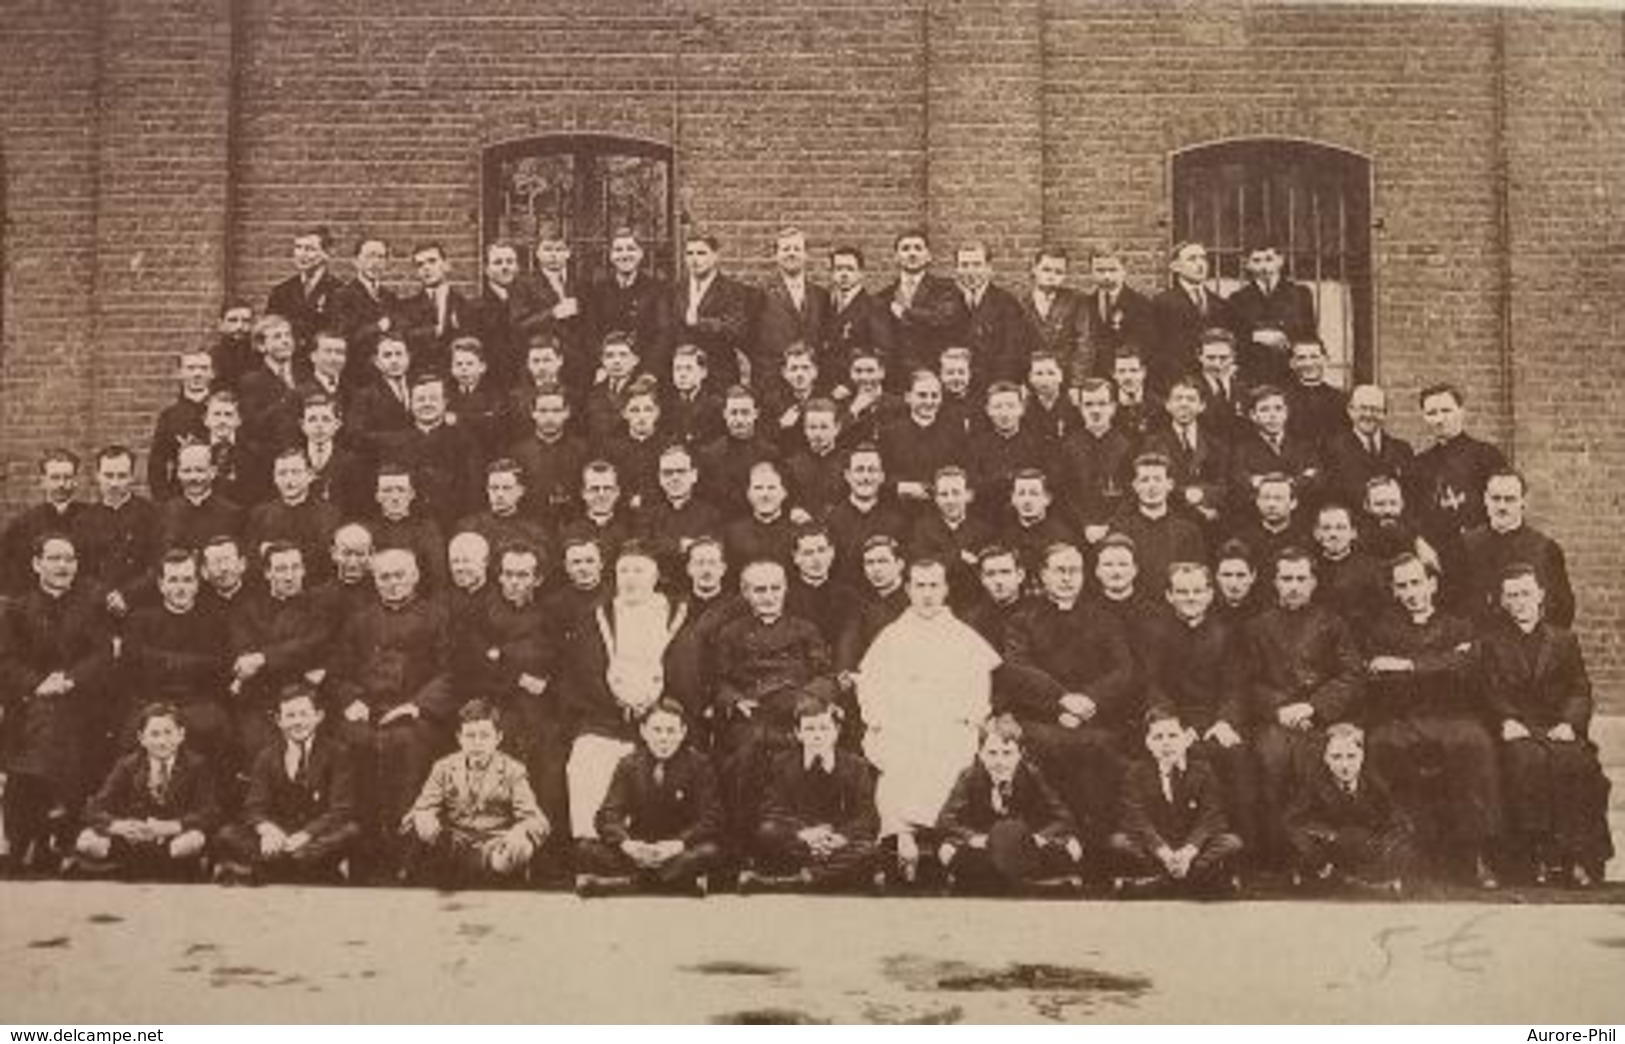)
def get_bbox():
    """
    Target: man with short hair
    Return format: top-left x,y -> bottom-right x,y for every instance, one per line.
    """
1018,247 -> 1088,380
586,228 -> 673,383
676,232 -> 752,387
265,225 -> 342,355
882,230 -> 968,379
1322,384 -> 1414,513
954,241 -> 1027,388
397,242 -> 470,374
1149,241 -> 1232,397
1411,382 -> 1507,540
328,546 -> 455,879
823,245 -> 895,369
756,227 -> 832,380
79,445 -> 160,618
2,450 -> 86,596
1364,553 -> 1502,889
1244,548 -> 1363,870
1462,470 -> 1575,629
1080,245 -> 1153,381
331,236 -> 400,371
0,533 -> 114,871
1001,542 -> 1135,842
1226,240 -> 1317,390
156,443 -> 244,554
